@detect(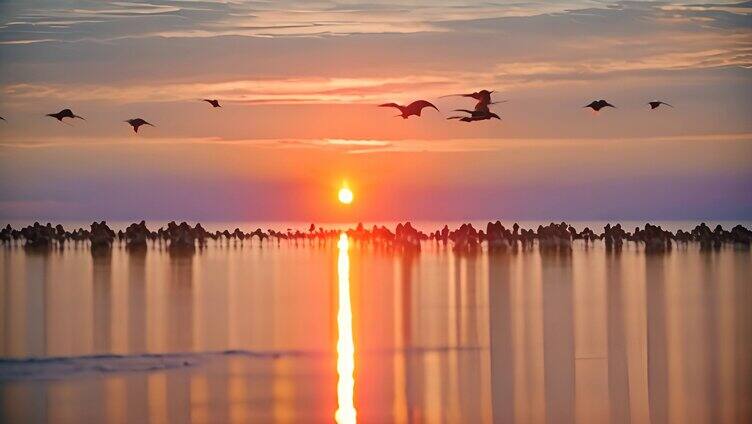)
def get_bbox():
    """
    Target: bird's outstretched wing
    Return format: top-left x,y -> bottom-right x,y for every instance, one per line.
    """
378,103 -> 401,109
439,93 -> 471,99
440,90 -> 495,99
661,102 -> 673,108
408,100 -> 439,112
